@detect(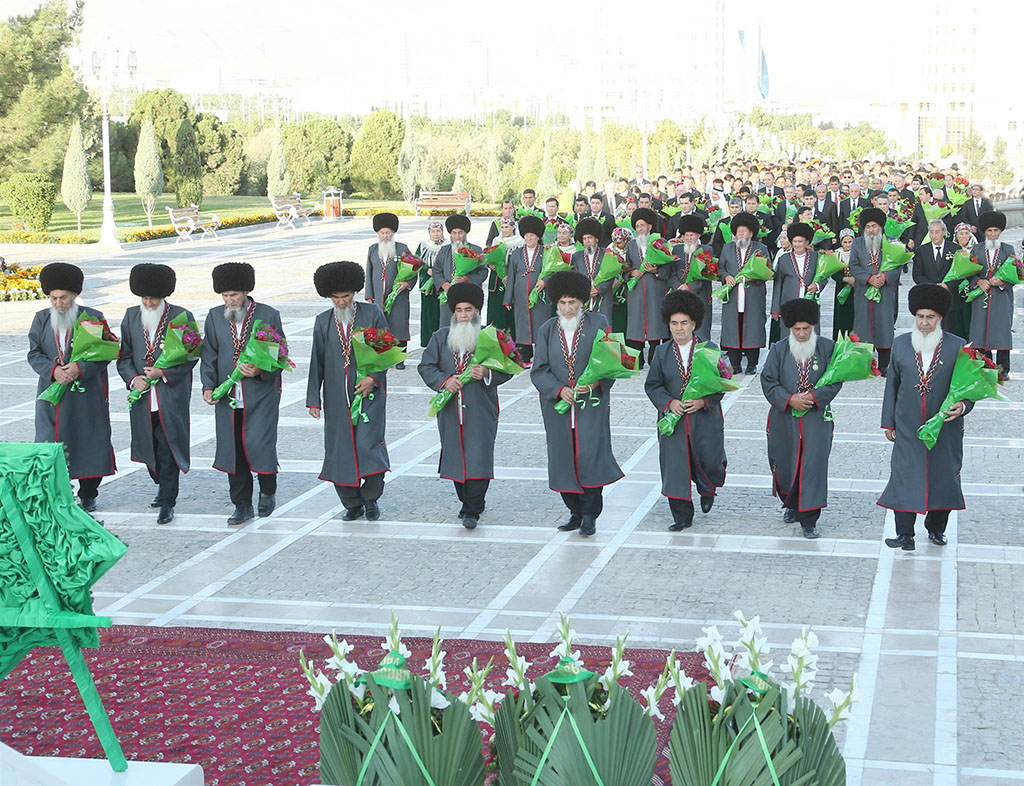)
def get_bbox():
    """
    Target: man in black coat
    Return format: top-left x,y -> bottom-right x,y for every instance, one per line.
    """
956,184 -> 994,235
911,220 -> 963,336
